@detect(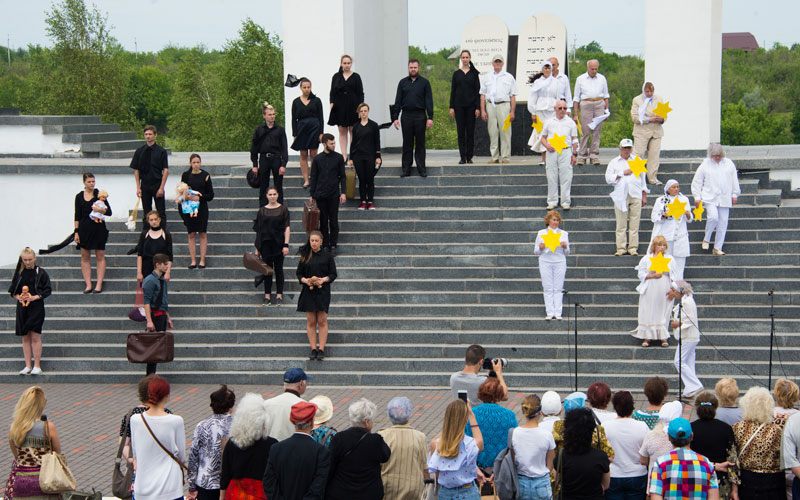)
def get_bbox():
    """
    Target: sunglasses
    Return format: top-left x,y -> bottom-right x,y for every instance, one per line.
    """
555,107 -> 567,110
